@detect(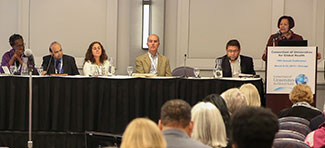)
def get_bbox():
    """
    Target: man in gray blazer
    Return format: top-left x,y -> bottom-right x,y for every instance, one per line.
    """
158,99 -> 211,148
